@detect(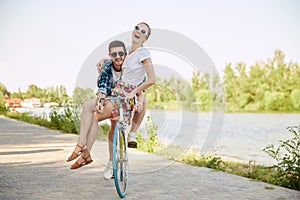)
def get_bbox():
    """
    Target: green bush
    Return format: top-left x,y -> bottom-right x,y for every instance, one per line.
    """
98,123 -> 110,140
48,106 -> 80,133
263,125 -> 300,190
136,116 -> 163,153
6,107 -> 80,134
